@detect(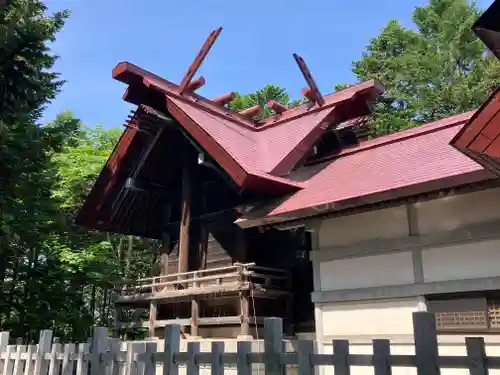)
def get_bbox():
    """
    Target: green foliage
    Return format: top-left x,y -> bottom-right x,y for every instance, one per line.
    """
0,0 -> 155,341
228,84 -> 307,119
0,0 -> 69,123
347,0 -> 500,136
52,117 -> 121,209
